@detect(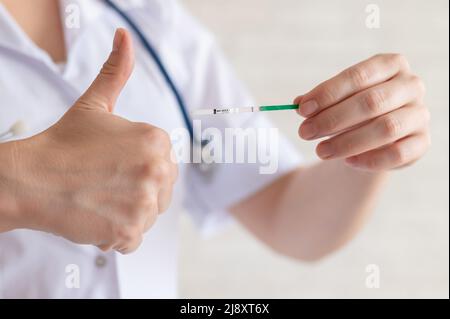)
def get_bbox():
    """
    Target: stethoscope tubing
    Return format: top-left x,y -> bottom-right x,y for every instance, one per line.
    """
103,0 -> 194,141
